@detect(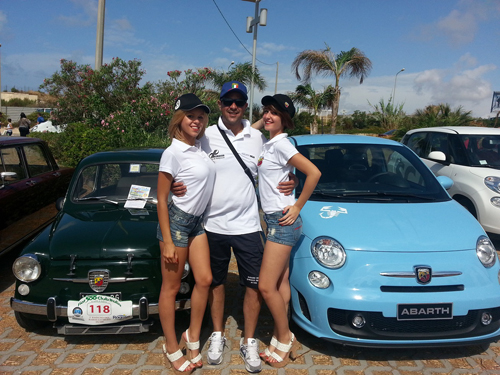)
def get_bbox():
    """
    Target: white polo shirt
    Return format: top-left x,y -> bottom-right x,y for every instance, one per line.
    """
200,118 -> 267,235
257,133 -> 298,214
159,138 -> 216,217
